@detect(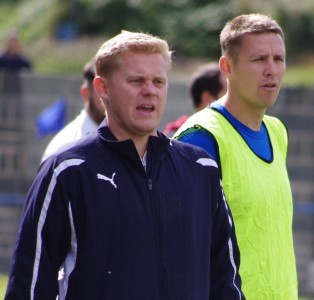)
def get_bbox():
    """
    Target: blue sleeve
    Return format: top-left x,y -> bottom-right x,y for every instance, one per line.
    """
176,126 -> 220,164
